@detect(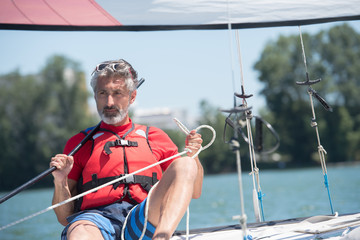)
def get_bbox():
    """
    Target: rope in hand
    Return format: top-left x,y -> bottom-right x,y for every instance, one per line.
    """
121,118 -> 216,240
0,119 -> 216,236
173,118 -> 216,240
